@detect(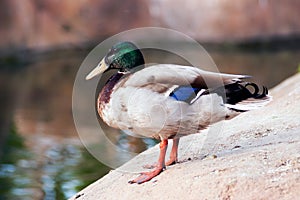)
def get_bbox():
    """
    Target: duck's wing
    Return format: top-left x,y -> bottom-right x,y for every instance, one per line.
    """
124,64 -> 249,90
123,64 -> 269,109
